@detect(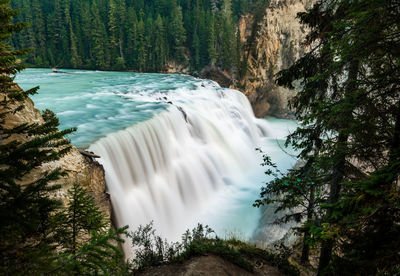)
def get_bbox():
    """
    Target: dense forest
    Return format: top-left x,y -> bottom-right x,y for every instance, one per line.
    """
11,0 -> 264,73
